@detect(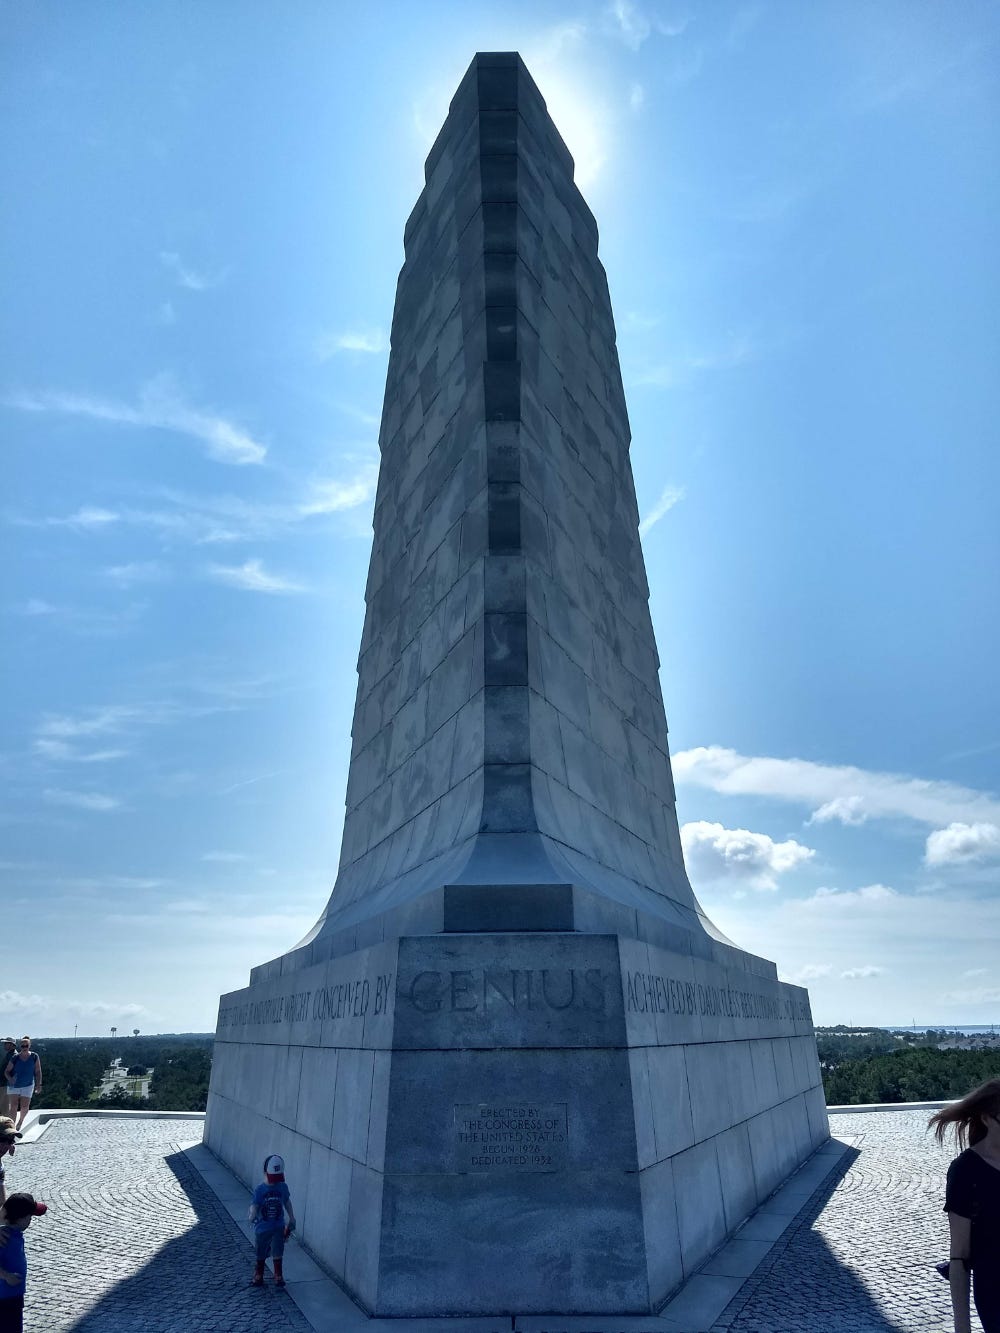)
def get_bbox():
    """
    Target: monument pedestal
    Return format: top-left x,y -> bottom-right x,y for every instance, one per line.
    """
206,931 -> 825,1315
